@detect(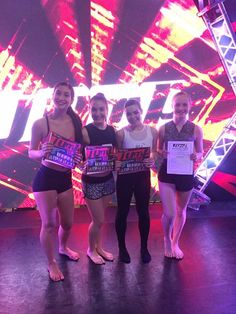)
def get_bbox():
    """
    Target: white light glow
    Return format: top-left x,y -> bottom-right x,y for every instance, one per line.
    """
0,80 -> 186,142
